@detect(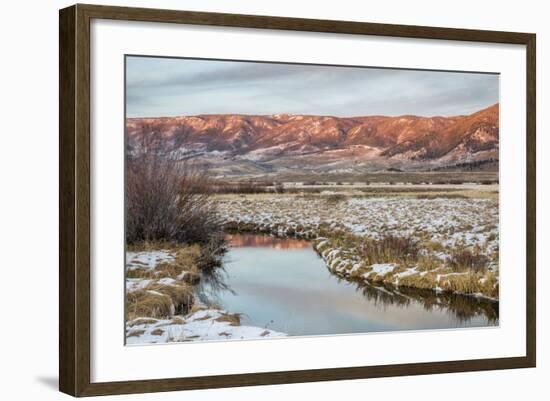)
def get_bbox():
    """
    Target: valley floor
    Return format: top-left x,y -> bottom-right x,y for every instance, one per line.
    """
125,183 -> 499,344
217,184 -> 499,300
